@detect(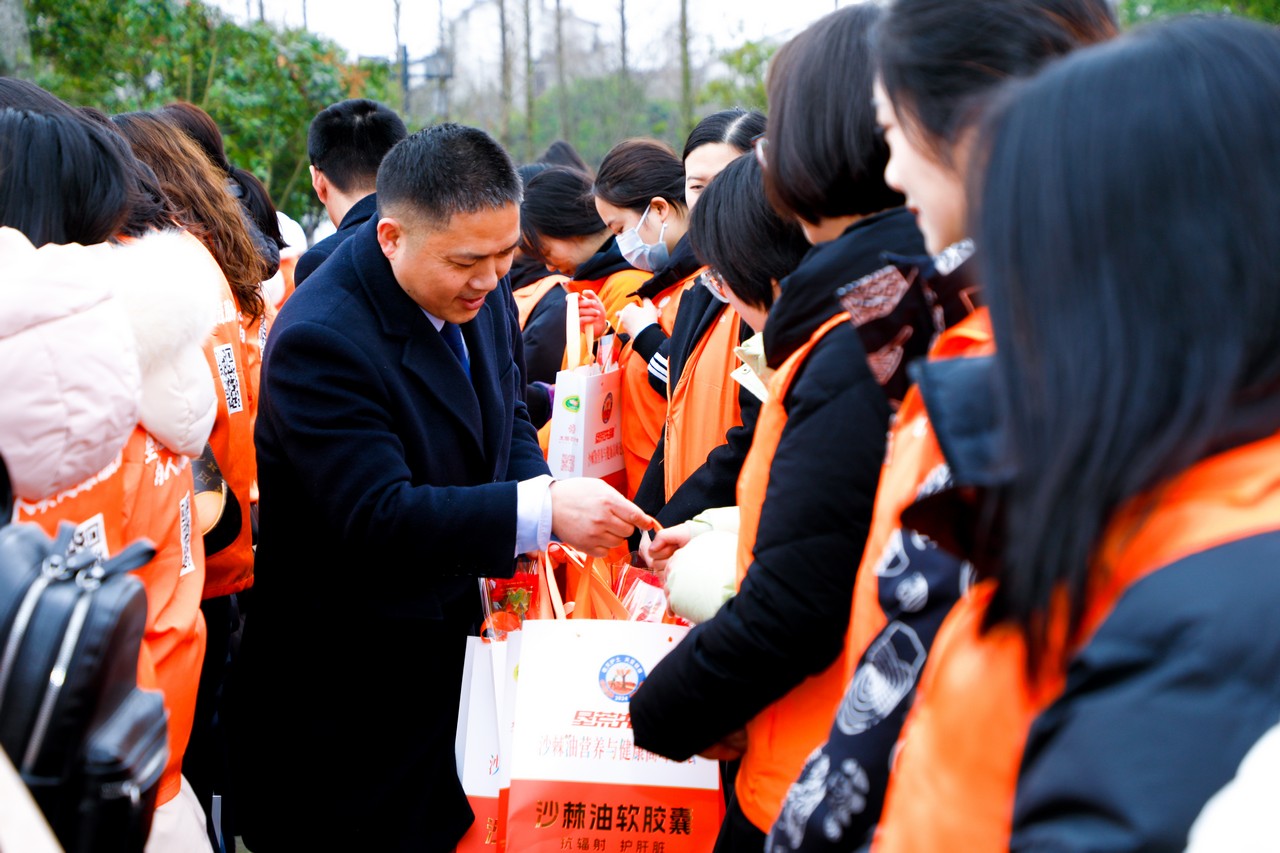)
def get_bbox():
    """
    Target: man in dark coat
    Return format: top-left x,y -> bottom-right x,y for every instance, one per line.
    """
294,98 -> 407,285
232,124 -> 648,852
